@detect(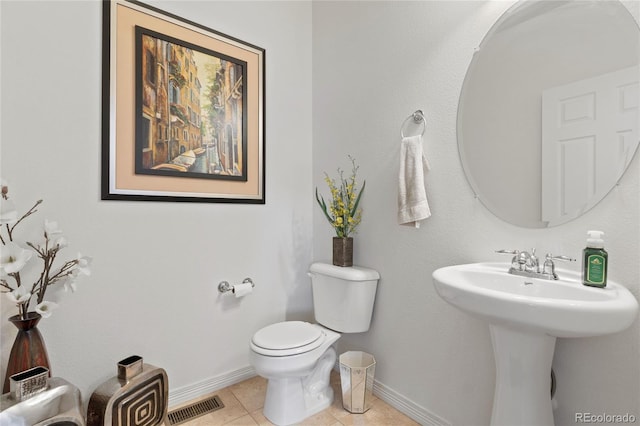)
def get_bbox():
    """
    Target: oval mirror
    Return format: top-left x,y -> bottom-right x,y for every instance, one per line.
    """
458,0 -> 639,228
